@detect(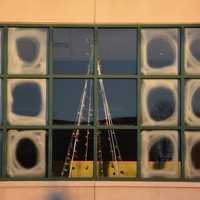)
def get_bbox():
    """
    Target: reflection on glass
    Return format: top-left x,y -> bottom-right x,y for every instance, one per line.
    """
141,131 -> 179,178
147,37 -> 175,68
0,80 -> 2,125
185,131 -> 200,178
53,28 -> 94,74
141,29 -> 178,75
191,141 -> 200,169
7,79 -> 46,125
189,37 -> 200,62
8,28 -> 47,74
142,79 -> 178,126
6,130 -> 46,177
192,88 -> 200,118
185,80 -> 200,126
16,137 -> 38,169
12,82 -> 41,116
0,30 -> 2,74
0,133 -> 2,175
185,28 -> 200,74
52,129 -> 93,177
97,129 -> 137,177
147,87 -> 175,121
17,37 -> 39,63
53,79 -> 93,125
149,137 -> 174,170
98,29 -> 137,74
98,79 -> 137,125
